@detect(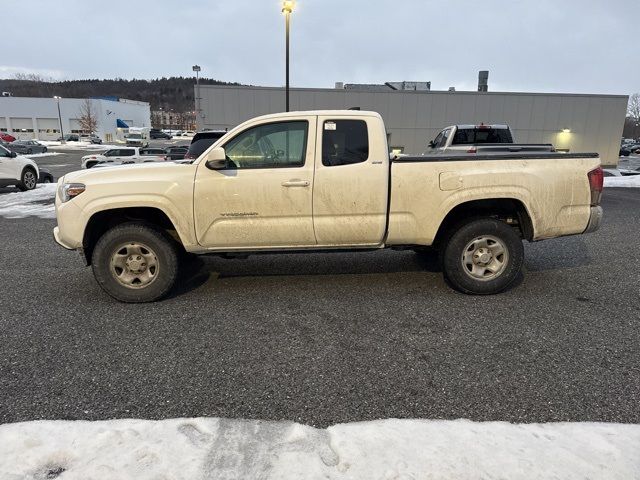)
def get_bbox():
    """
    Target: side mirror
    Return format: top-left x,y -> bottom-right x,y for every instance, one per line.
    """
204,147 -> 227,170
10,151 -> 17,158
428,140 -> 436,148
